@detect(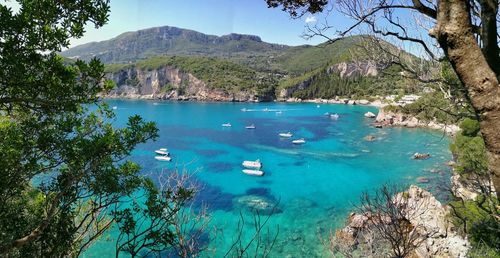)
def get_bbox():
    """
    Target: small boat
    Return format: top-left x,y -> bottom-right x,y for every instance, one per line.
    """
242,169 -> 264,176
263,108 -> 269,112
155,148 -> 169,155
324,112 -> 330,116
242,159 -> 262,169
153,102 -> 159,105
241,108 -> 247,112
330,113 -> 339,120
276,111 -> 282,114
245,124 -> 256,129
222,123 -> 232,127
292,138 -> 306,144
112,106 -> 118,110
279,132 -> 293,138
155,155 -> 172,162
